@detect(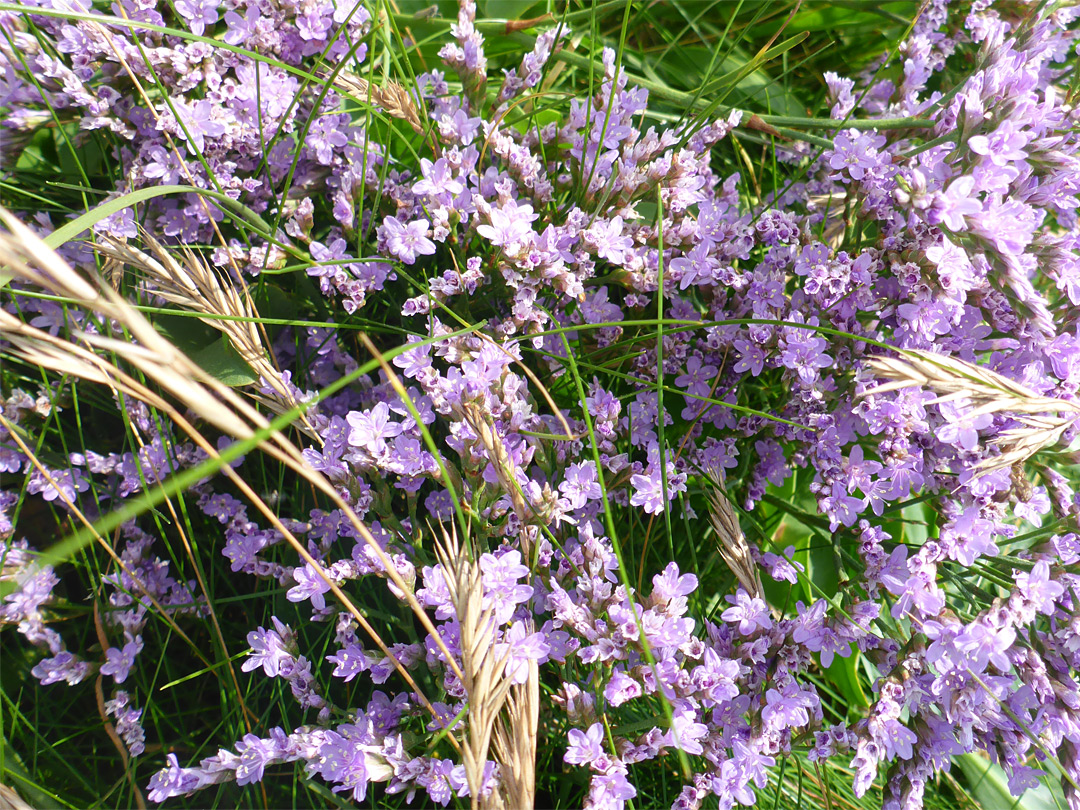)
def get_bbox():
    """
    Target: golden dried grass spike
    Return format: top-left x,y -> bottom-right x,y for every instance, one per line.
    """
704,471 -> 764,601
